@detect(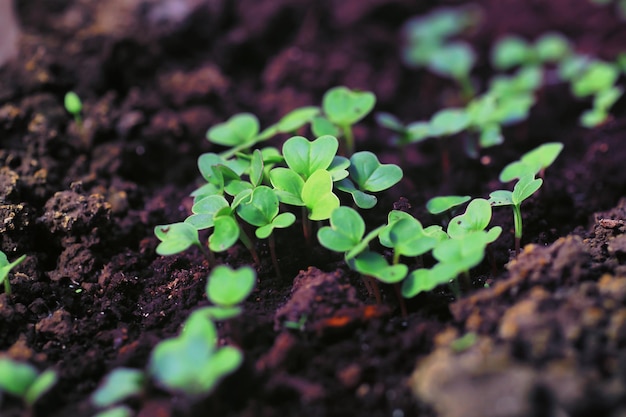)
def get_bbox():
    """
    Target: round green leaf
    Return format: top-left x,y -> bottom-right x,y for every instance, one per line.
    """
91,368 -> 144,408
208,215 -> 239,252
283,135 -> 338,179
322,86 -> 376,126
512,175 -> 543,205
206,113 -> 260,147
206,265 -> 256,307
0,358 -> 37,397
428,42 -> 476,79
301,170 -> 339,221
491,36 -> 531,69
352,251 -> 408,284
348,151 -> 403,192
429,108 -> 470,136
426,195 -> 471,215
317,207 -> 365,252
155,223 -> 200,256
277,106 -> 320,132
64,91 -> 82,115
236,186 -> 279,227
269,167 -> 305,206
447,198 -> 493,239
